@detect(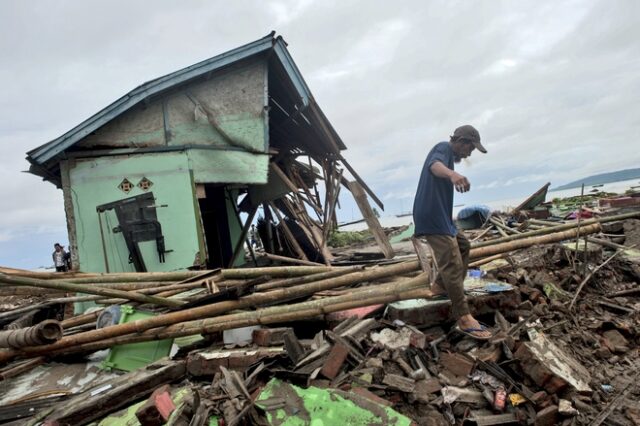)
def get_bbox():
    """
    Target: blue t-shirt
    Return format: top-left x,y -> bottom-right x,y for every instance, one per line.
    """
412,141 -> 457,236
